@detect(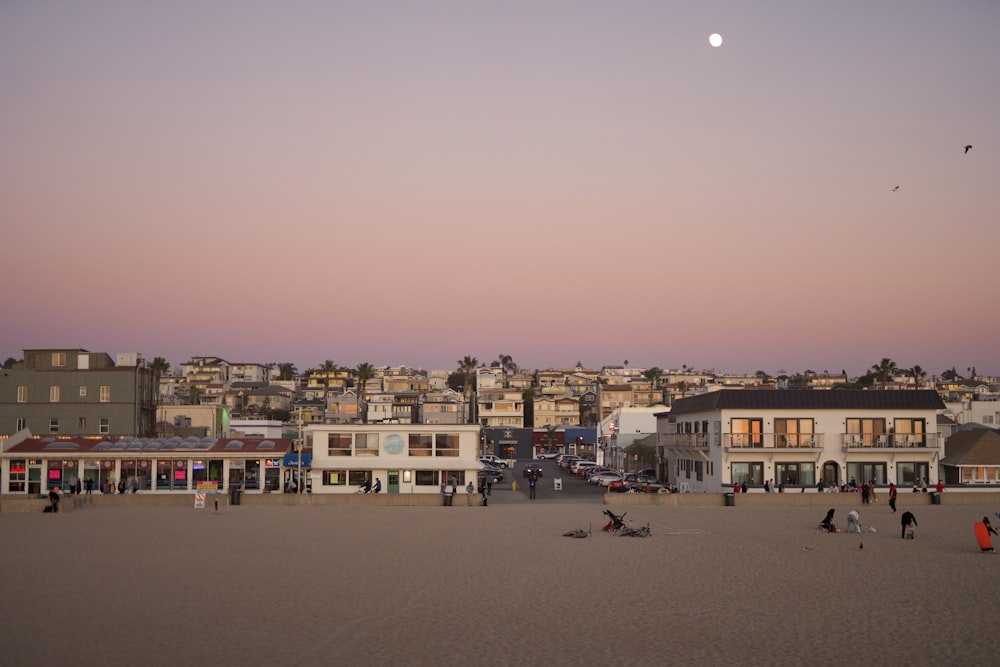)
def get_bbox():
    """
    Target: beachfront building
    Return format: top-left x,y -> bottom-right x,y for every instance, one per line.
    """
1,434 -> 294,495
659,390 -> 945,493
307,423 -> 480,494
0,349 -> 156,440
